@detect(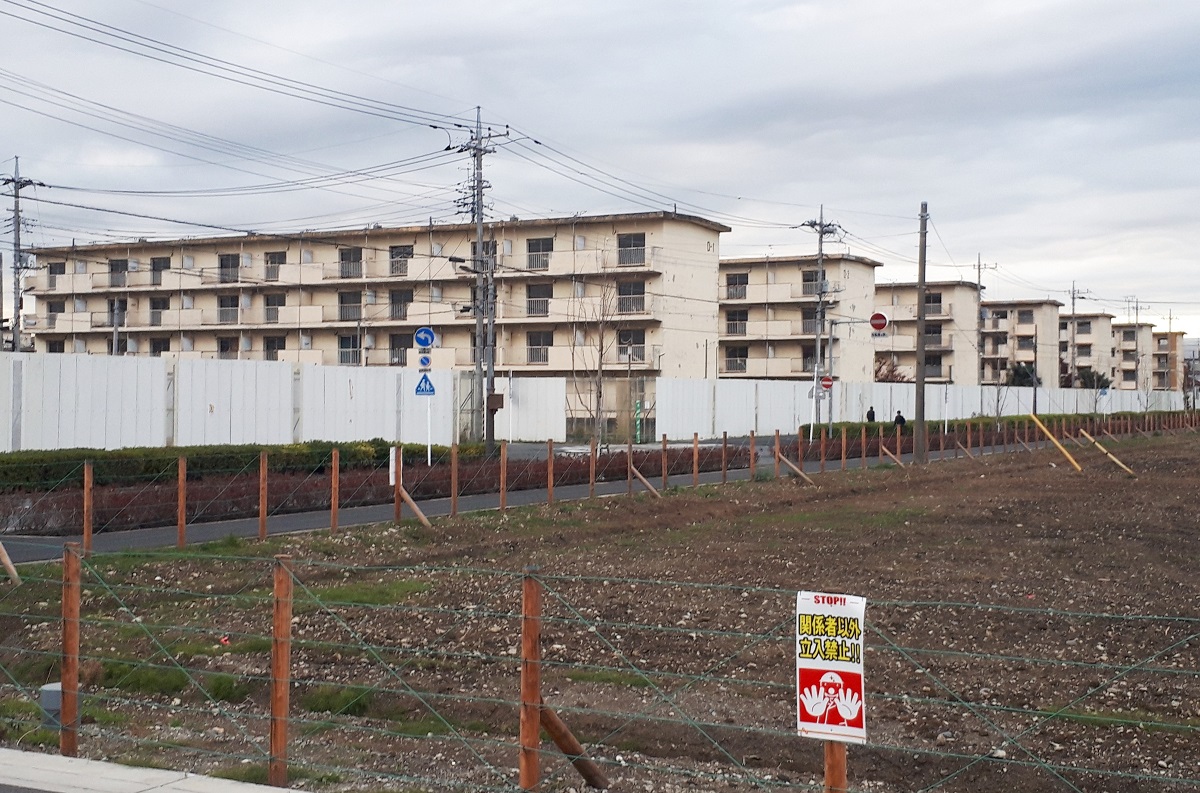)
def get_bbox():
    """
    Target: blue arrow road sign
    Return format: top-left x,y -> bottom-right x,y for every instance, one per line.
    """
415,374 -> 436,396
414,326 -> 436,348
